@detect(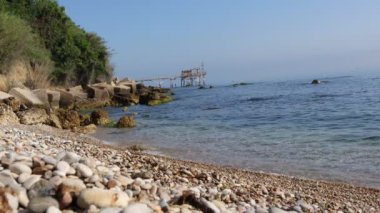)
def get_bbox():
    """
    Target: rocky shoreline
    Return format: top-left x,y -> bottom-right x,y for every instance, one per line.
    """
0,124 -> 379,213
